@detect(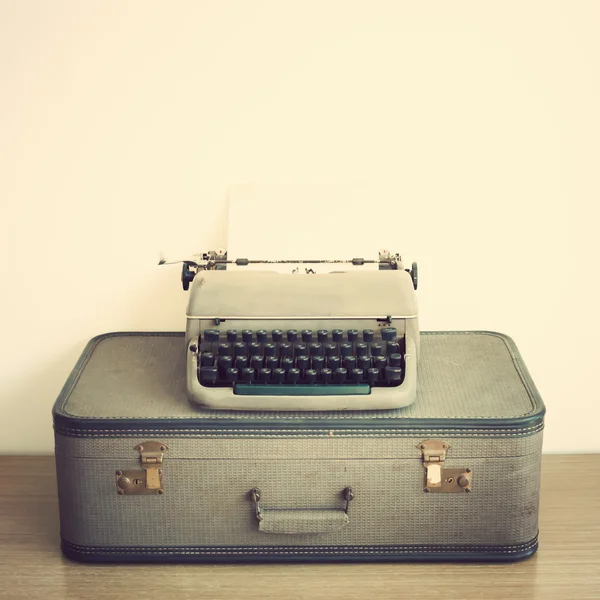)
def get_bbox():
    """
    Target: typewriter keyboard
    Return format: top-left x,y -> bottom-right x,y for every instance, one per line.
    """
196,327 -> 406,394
